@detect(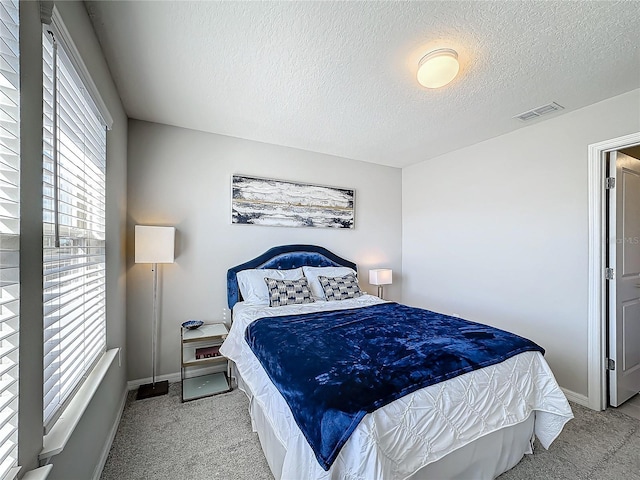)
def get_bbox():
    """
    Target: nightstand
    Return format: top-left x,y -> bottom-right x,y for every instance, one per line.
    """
181,323 -> 231,402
